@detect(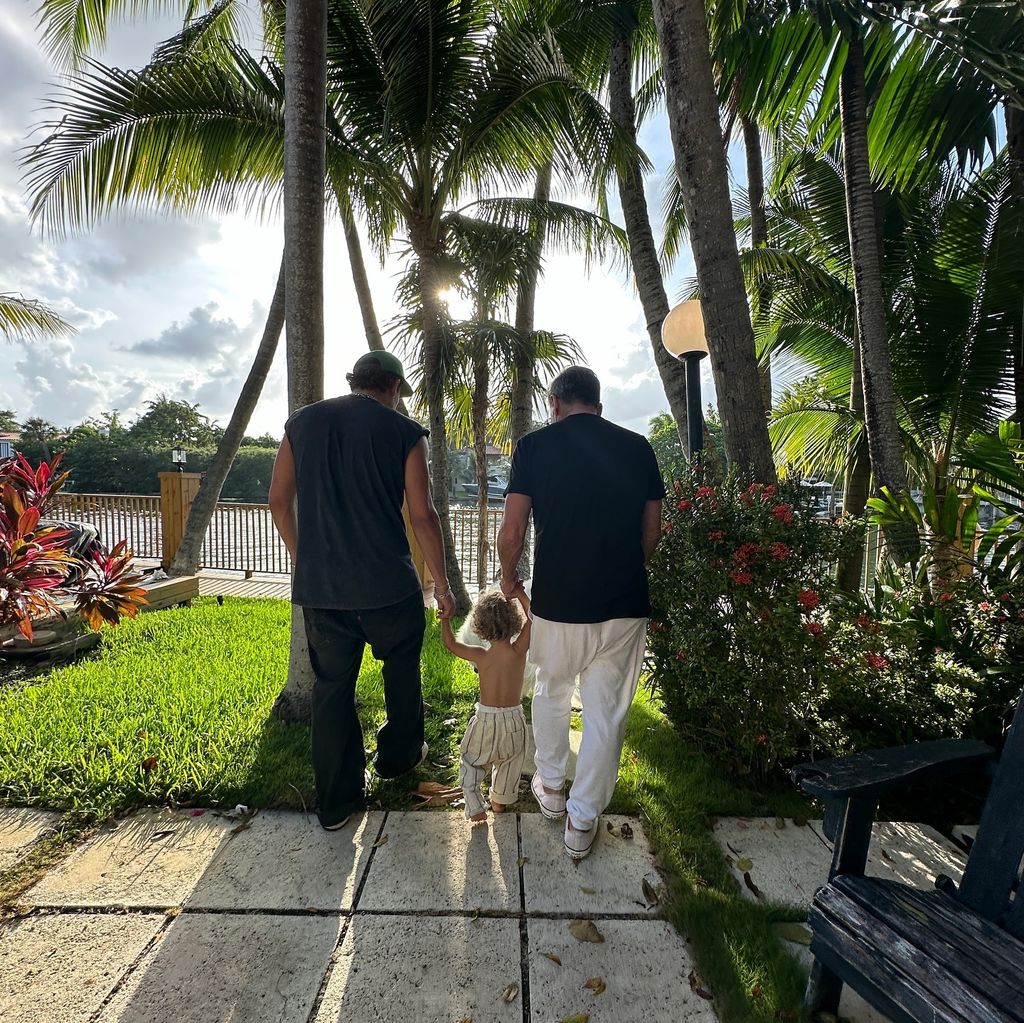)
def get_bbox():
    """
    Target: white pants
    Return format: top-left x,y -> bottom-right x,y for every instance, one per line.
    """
530,615 -> 647,828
